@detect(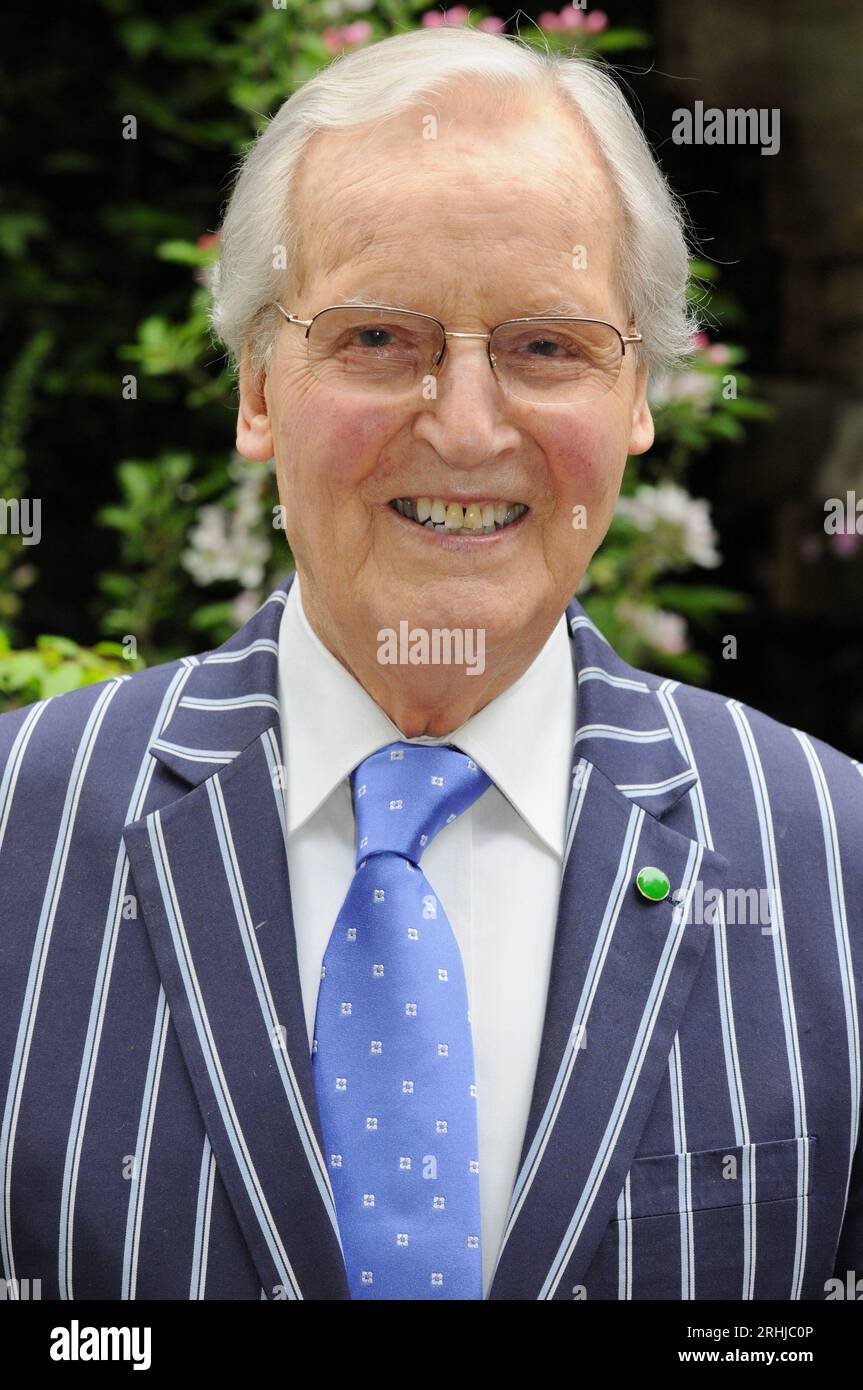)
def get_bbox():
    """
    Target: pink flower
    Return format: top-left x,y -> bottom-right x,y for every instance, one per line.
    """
705,343 -> 731,366
321,26 -> 344,52
479,15 -> 506,31
830,529 -> 861,558
689,331 -> 709,352
421,10 -> 447,25
341,19 -> 372,43
617,601 -> 688,656
538,11 -> 562,29
558,5 -> 584,29
196,233 -> 219,253
584,9 -> 608,31
443,5 -> 470,23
